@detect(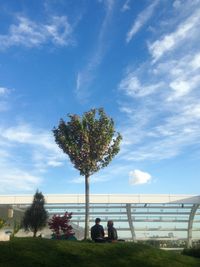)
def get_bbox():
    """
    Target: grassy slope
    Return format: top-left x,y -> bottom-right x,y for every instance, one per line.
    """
0,238 -> 200,267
